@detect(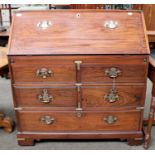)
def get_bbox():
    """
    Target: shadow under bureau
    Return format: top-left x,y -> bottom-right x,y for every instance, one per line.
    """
8,10 -> 150,146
